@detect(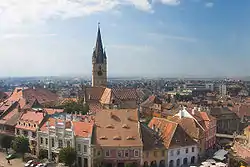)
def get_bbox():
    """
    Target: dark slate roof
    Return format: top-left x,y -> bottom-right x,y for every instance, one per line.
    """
140,123 -> 165,151
93,25 -> 106,64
